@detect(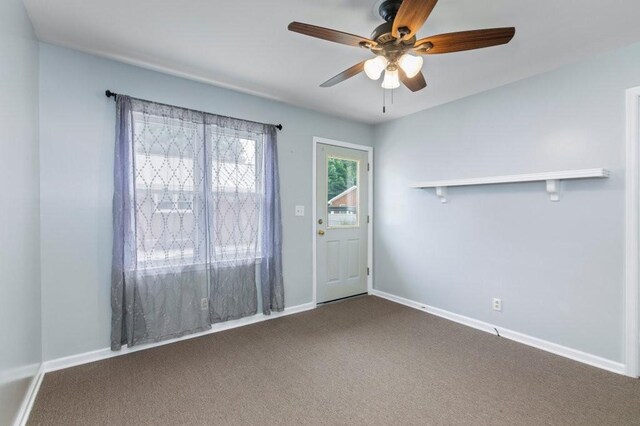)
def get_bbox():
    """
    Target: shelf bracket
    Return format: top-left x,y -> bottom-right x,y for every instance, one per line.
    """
546,179 -> 560,202
435,186 -> 448,204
